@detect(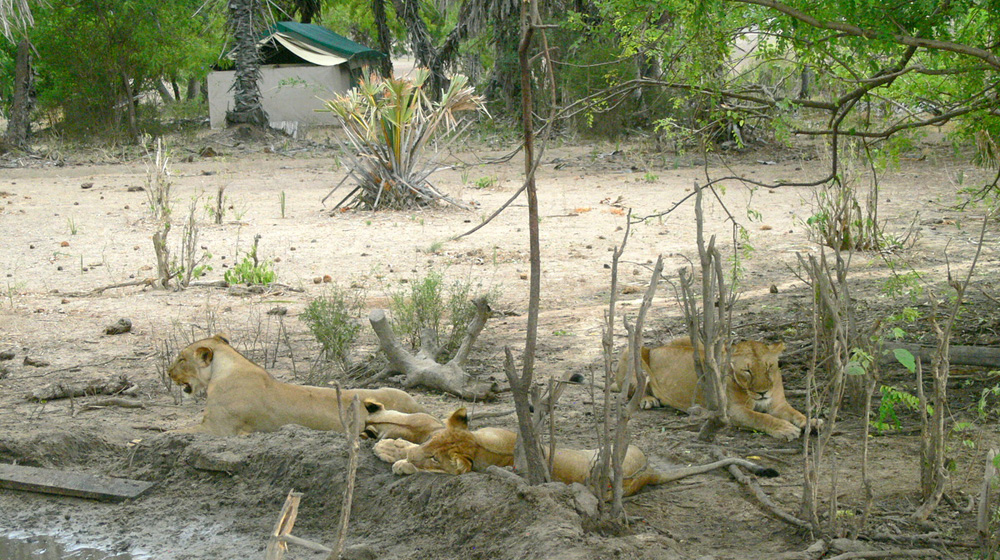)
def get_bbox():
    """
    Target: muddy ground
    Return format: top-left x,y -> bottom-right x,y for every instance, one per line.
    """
0,127 -> 998,559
